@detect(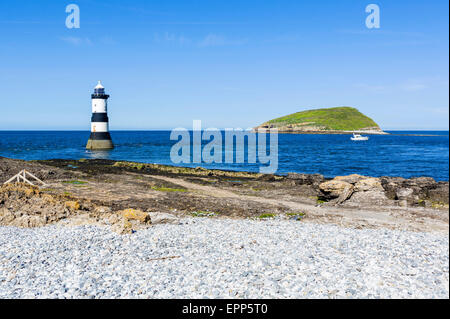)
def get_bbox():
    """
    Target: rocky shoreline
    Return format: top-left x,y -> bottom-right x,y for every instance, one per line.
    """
0,156 -> 448,233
